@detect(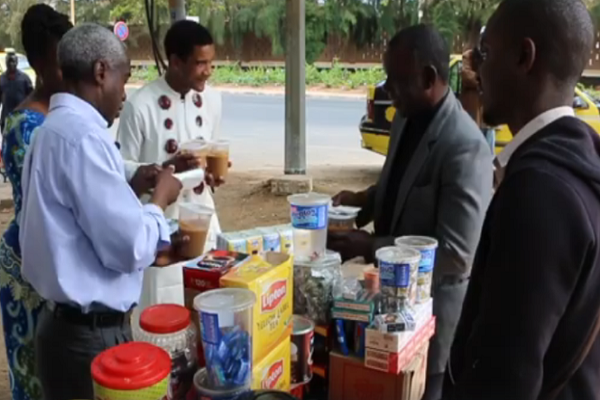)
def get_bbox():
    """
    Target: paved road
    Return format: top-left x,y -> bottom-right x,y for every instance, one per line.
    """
110,90 -> 384,170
